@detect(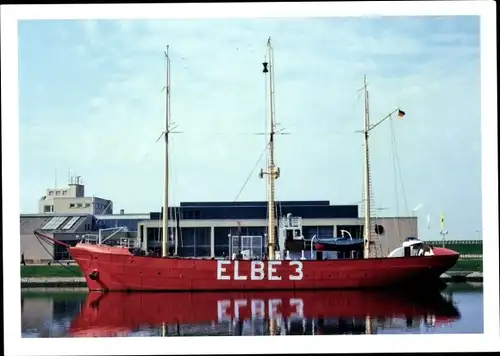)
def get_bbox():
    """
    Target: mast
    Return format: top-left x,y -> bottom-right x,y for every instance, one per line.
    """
261,37 -> 280,261
362,75 -> 372,259
358,76 -> 405,259
162,45 -> 171,258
